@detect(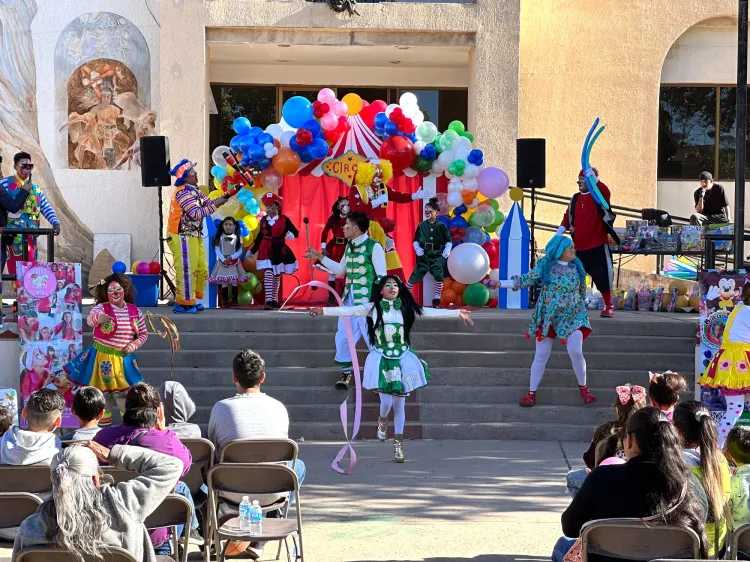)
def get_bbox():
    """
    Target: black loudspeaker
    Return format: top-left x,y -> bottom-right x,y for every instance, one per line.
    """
516,138 -> 546,189
140,136 -> 171,187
